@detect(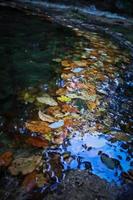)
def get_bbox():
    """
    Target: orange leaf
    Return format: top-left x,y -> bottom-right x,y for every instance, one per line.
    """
64,118 -> 73,128
26,121 -> 51,134
26,137 -> 49,148
62,104 -> 79,113
0,151 -> 13,167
